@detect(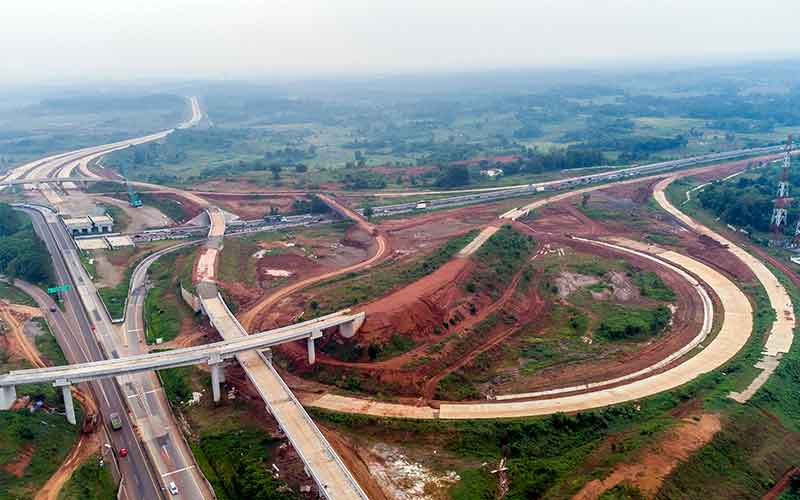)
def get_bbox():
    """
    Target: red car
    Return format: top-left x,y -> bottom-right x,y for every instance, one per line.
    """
118,447 -> 128,457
